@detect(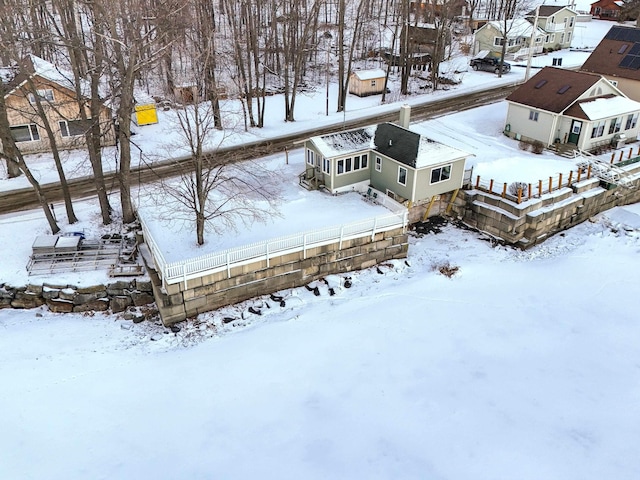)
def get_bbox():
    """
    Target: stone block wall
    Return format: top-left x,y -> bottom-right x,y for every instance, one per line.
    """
0,279 -> 155,313
150,227 -> 409,325
451,174 -> 640,248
